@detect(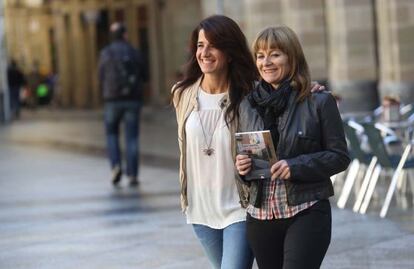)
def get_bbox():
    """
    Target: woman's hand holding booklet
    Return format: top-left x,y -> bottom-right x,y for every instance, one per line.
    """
235,130 -> 277,181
